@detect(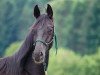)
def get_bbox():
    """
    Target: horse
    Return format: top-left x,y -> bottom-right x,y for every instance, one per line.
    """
0,4 -> 54,75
